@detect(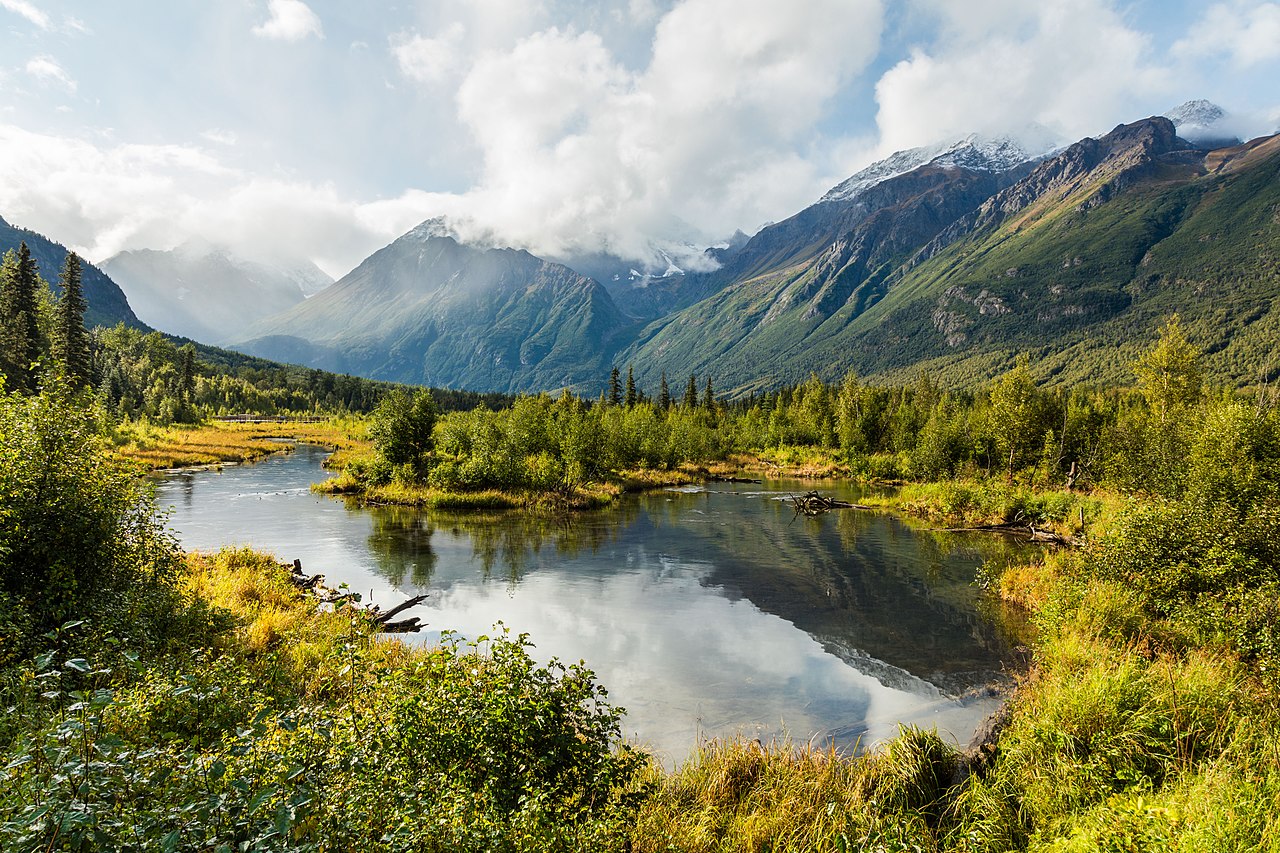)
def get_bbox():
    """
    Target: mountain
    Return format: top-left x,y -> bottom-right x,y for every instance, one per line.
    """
617,135 -> 1042,390
1165,99 -> 1239,149
234,223 -> 633,393
624,116 -> 1279,392
0,216 -> 145,330
102,242 -> 332,344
